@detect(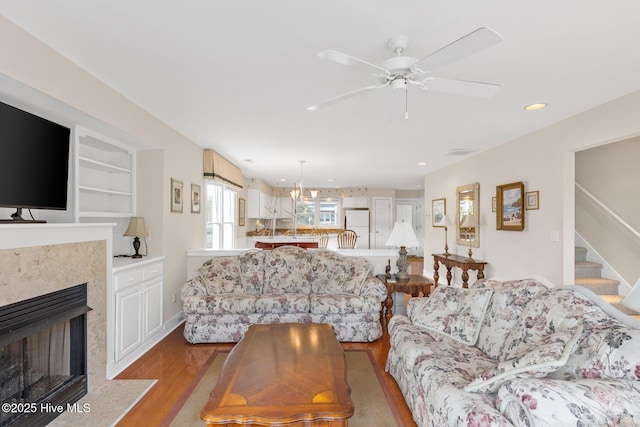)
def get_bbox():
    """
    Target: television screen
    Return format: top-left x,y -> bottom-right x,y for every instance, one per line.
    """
0,101 -> 71,213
